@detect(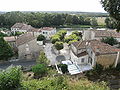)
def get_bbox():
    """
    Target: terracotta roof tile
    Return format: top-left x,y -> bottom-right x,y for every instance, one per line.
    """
72,40 -> 120,55
94,30 -> 120,38
16,33 -> 36,46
